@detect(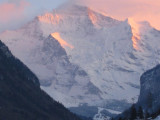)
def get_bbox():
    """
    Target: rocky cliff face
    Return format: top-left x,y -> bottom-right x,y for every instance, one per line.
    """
35,35 -> 101,107
0,40 -> 81,120
115,65 -> 160,119
138,65 -> 160,113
